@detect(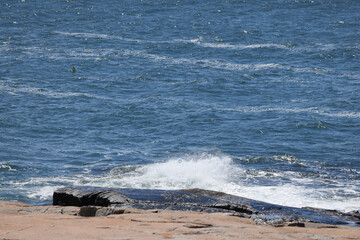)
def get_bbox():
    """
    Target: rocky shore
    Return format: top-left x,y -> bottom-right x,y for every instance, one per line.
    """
53,187 -> 360,227
1,187 -> 359,239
